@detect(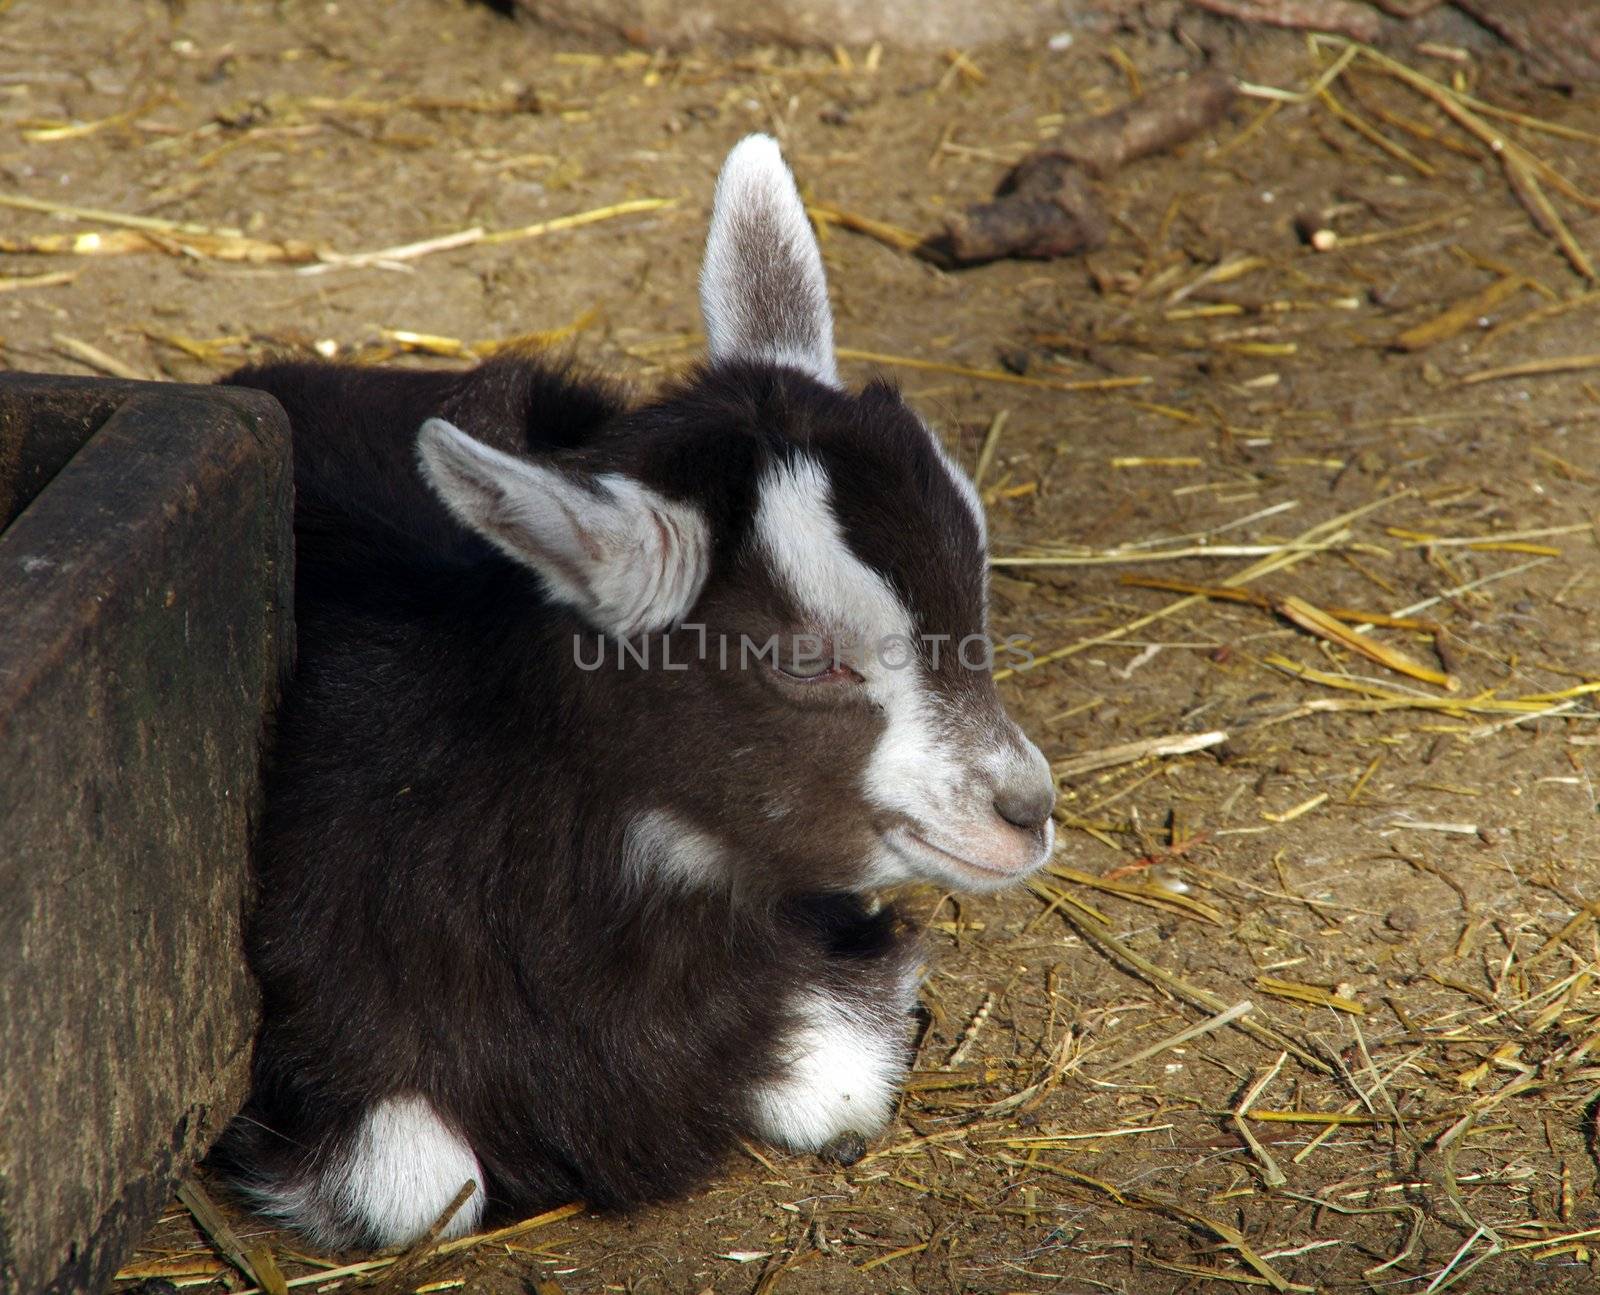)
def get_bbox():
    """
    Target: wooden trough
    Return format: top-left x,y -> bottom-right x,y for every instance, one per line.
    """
0,374 -> 292,1294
